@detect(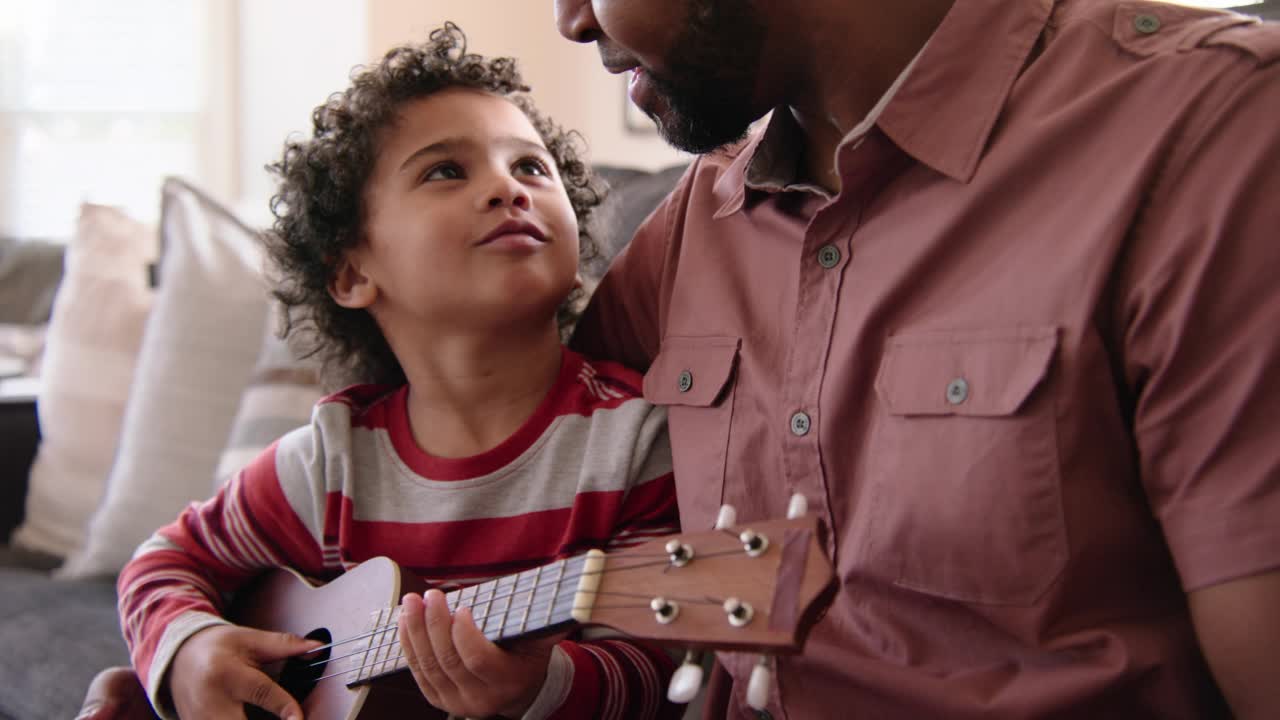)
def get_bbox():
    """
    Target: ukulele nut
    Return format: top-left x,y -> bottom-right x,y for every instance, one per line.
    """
739,530 -> 769,557
723,597 -> 755,627
651,597 -> 680,624
665,540 -> 694,567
